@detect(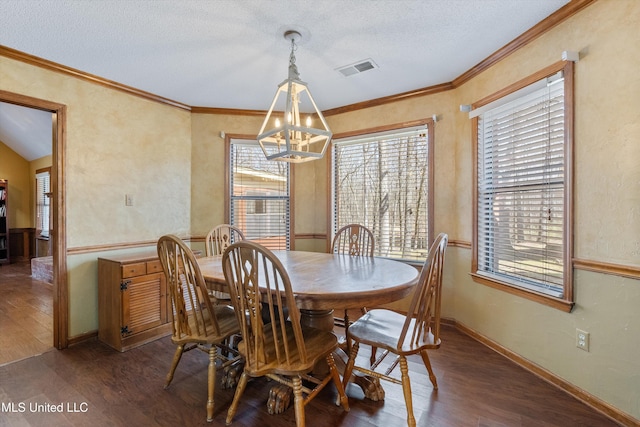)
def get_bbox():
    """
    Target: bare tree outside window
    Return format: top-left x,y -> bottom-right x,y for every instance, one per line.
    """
333,126 -> 431,261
